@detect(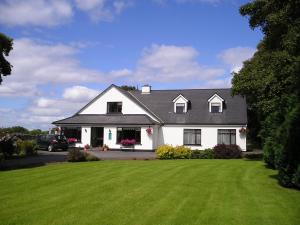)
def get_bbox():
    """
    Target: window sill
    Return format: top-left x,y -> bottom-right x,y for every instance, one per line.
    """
184,144 -> 202,146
